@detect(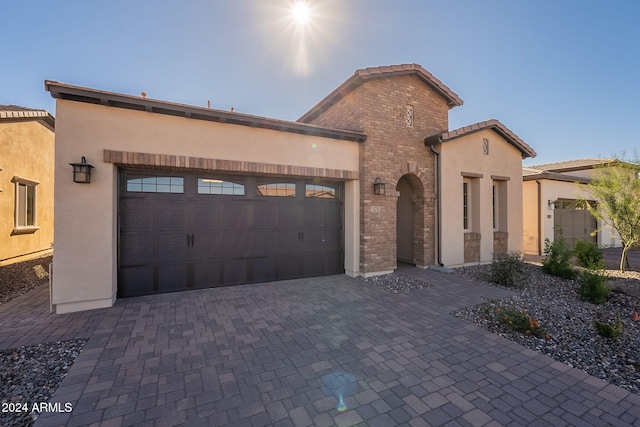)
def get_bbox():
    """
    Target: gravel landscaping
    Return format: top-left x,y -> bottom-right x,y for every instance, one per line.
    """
0,339 -> 87,427
359,272 -> 429,293
0,256 -> 52,305
0,257 -> 87,427
452,262 -> 640,395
